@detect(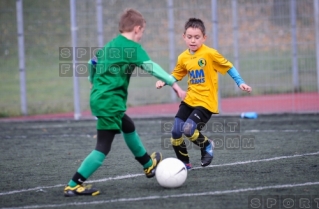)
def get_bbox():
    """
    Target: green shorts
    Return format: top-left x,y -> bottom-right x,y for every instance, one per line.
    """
96,113 -> 124,132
